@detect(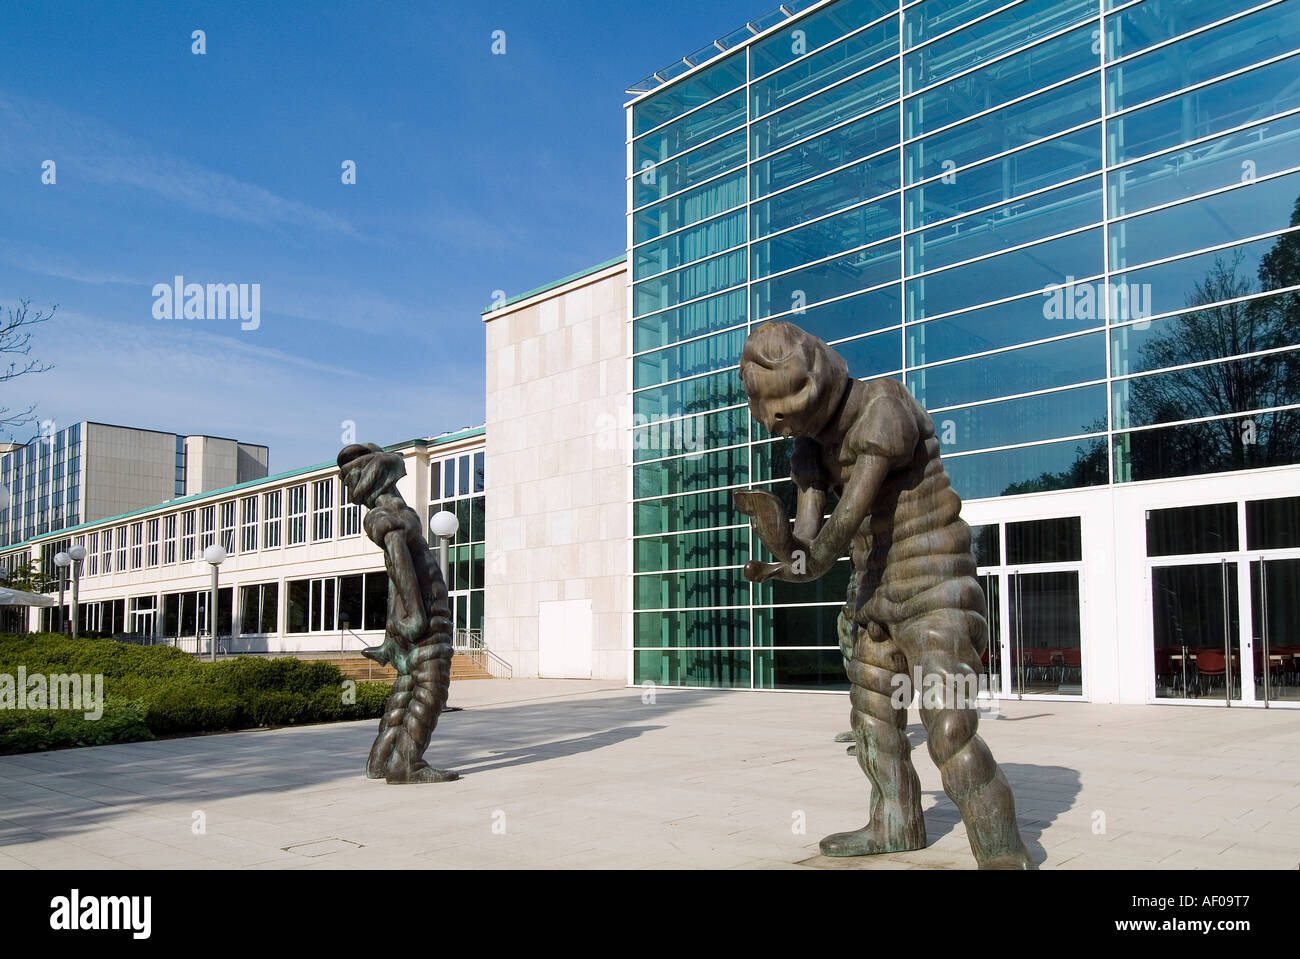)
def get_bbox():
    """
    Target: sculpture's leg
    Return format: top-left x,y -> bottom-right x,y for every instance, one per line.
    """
367,639 -> 458,784
820,620 -> 927,856
900,609 -> 1034,870
834,587 -> 856,750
